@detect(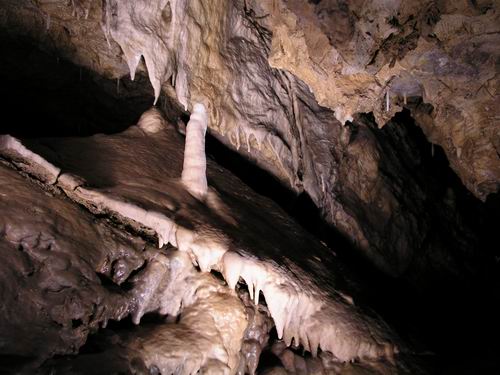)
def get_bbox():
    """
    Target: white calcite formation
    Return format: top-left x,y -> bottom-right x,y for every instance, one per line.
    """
125,250 -> 248,374
0,134 -> 61,184
102,0 -> 191,108
0,109 -> 400,366
137,106 -> 167,134
181,102 -> 208,199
